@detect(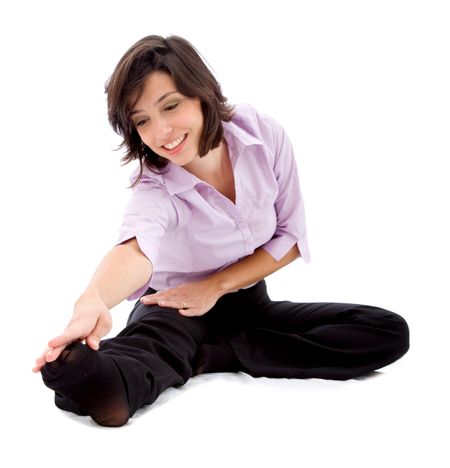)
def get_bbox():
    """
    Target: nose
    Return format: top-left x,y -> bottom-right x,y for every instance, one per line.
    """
154,118 -> 173,144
